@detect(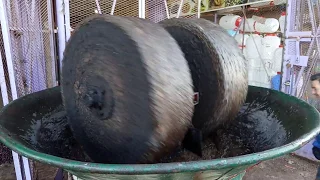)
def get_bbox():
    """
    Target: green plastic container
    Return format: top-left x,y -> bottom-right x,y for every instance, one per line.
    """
0,86 -> 319,180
